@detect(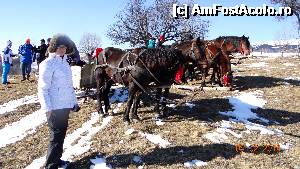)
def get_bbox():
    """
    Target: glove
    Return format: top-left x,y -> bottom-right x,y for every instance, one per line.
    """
72,104 -> 80,112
